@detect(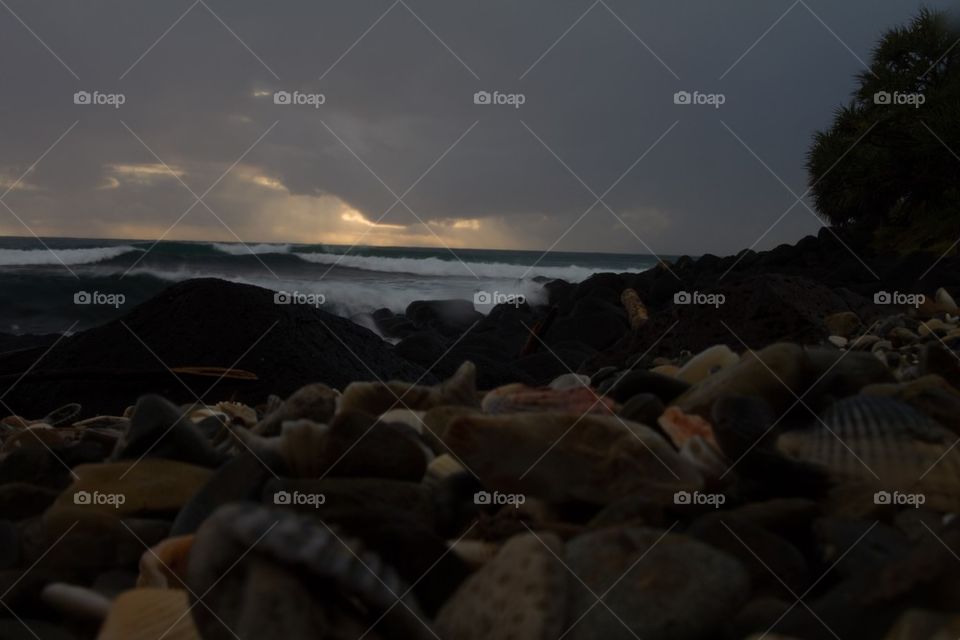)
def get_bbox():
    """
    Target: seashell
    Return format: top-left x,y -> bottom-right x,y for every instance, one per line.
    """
379,408 -> 427,433
339,361 -> 478,416
481,383 -> 617,415
97,588 -> 200,640
777,396 -> 960,511
137,535 -> 195,588
41,582 -> 111,620
549,373 -> 591,390
188,503 -> 432,640
40,403 -> 82,427
215,401 -> 257,428
1,415 -> 29,428
676,345 -> 740,385
678,435 -> 729,482
186,406 -> 225,423
936,287 -> 958,312
1,424 -> 64,453
435,533 -> 565,640
252,383 -> 338,436
74,415 -> 130,430
442,412 -> 702,505
658,406 -> 719,449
